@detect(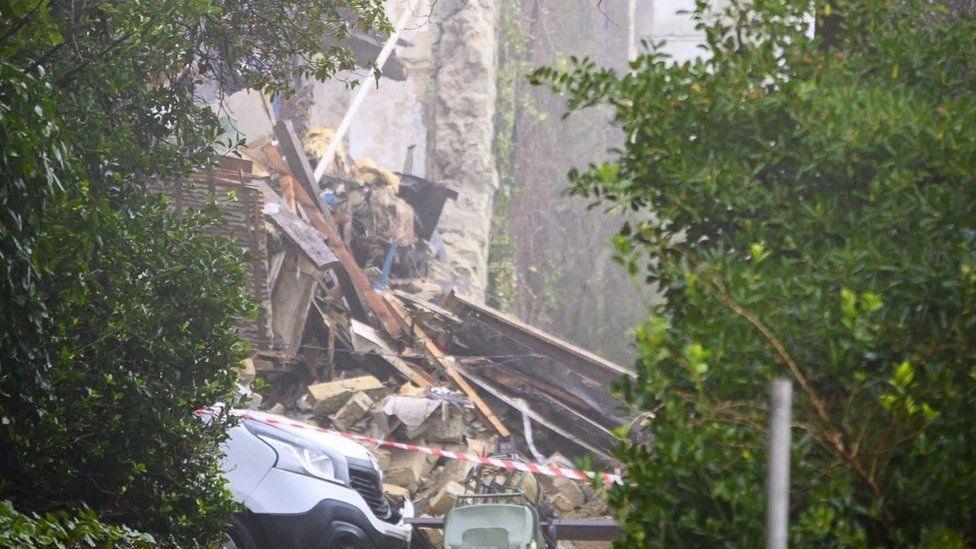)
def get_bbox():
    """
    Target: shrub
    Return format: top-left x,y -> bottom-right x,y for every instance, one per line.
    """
534,0 -> 976,545
1,0 -> 389,544
0,500 -> 154,548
